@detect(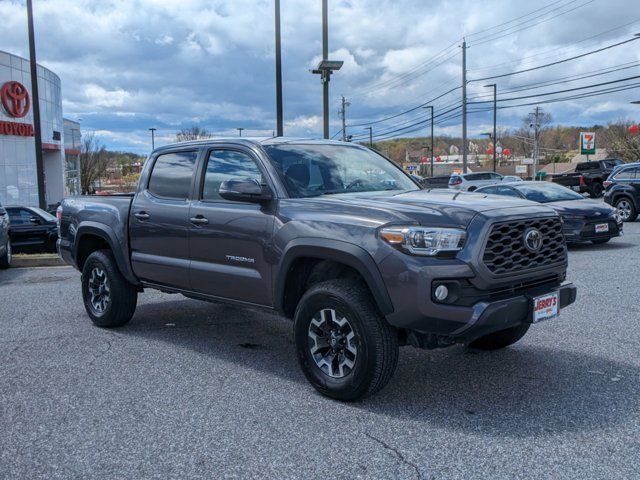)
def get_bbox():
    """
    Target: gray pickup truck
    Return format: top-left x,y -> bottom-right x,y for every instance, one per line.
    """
58,138 -> 577,400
